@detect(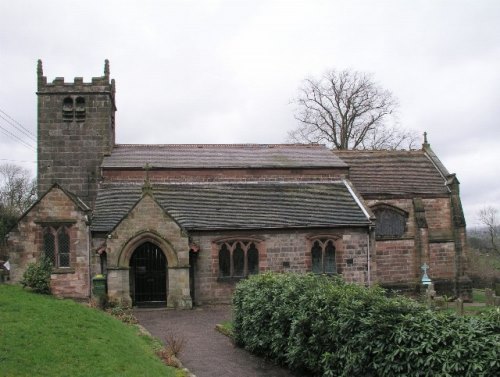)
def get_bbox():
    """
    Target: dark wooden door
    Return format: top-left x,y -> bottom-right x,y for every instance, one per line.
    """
130,242 -> 167,306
